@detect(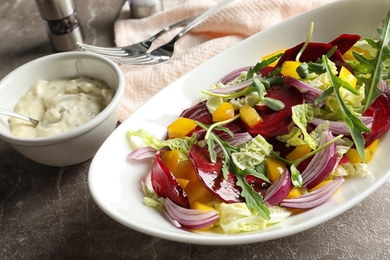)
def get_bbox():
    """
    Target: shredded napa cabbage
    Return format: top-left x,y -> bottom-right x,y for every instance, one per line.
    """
231,134 -> 273,170
291,104 -> 316,149
276,104 -> 317,149
332,161 -> 370,178
215,202 -> 291,233
126,129 -> 197,155
229,92 -> 261,110
206,96 -> 224,114
276,126 -> 306,147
